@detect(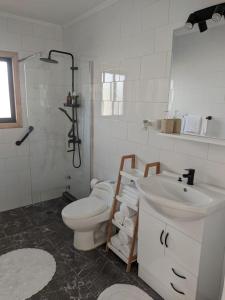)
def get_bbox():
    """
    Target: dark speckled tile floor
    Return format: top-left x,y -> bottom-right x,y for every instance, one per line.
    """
0,198 -> 163,300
